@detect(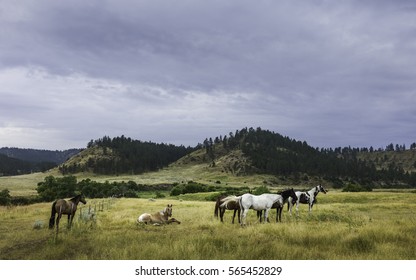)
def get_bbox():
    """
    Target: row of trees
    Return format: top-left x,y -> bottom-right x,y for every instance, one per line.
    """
35,176 -> 245,202
36,175 -> 176,201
